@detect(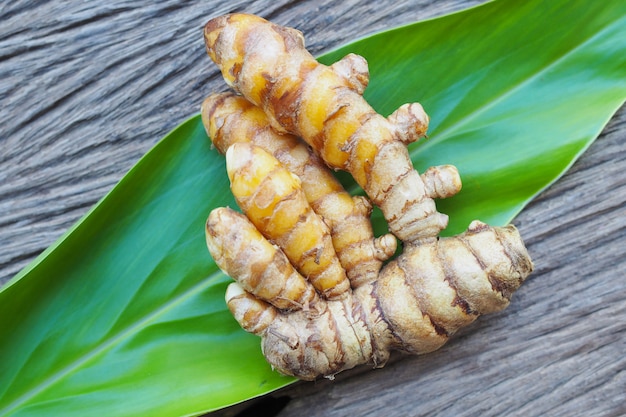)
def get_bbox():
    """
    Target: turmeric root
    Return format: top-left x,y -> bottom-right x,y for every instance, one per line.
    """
204,13 -> 446,244
226,142 -> 350,298
201,92 -> 396,287
208,189 -> 532,379
202,13 -> 534,380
